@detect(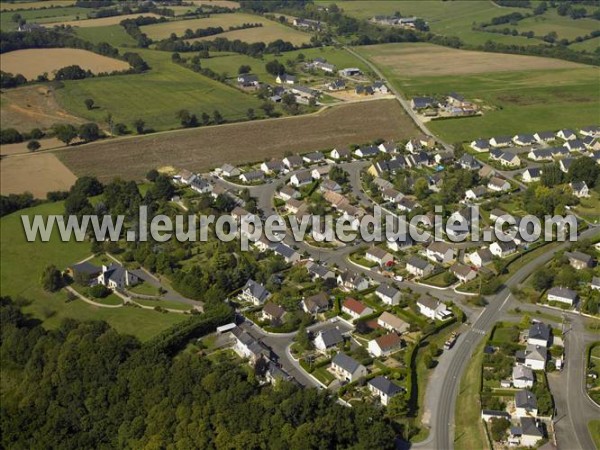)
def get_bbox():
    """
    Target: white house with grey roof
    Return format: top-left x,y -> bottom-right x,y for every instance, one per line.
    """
97,264 -> 139,290
406,256 -> 434,278
368,376 -> 404,406
377,311 -> 409,334
515,390 -> 538,417
512,365 -> 534,389
314,328 -> 344,352
527,322 -> 551,347
375,284 -> 401,305
239,279 -> 270,305
331,353 -> 367,382
547,286 -> 578,306
417,296 -> 452,321
519,344 -> 547,371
